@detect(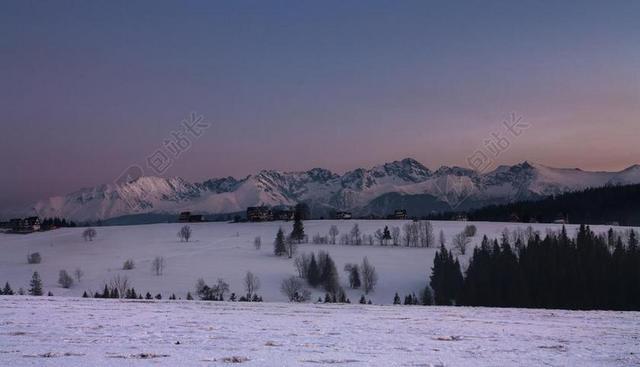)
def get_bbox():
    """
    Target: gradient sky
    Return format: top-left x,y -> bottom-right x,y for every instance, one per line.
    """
1,0 -> 639,207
